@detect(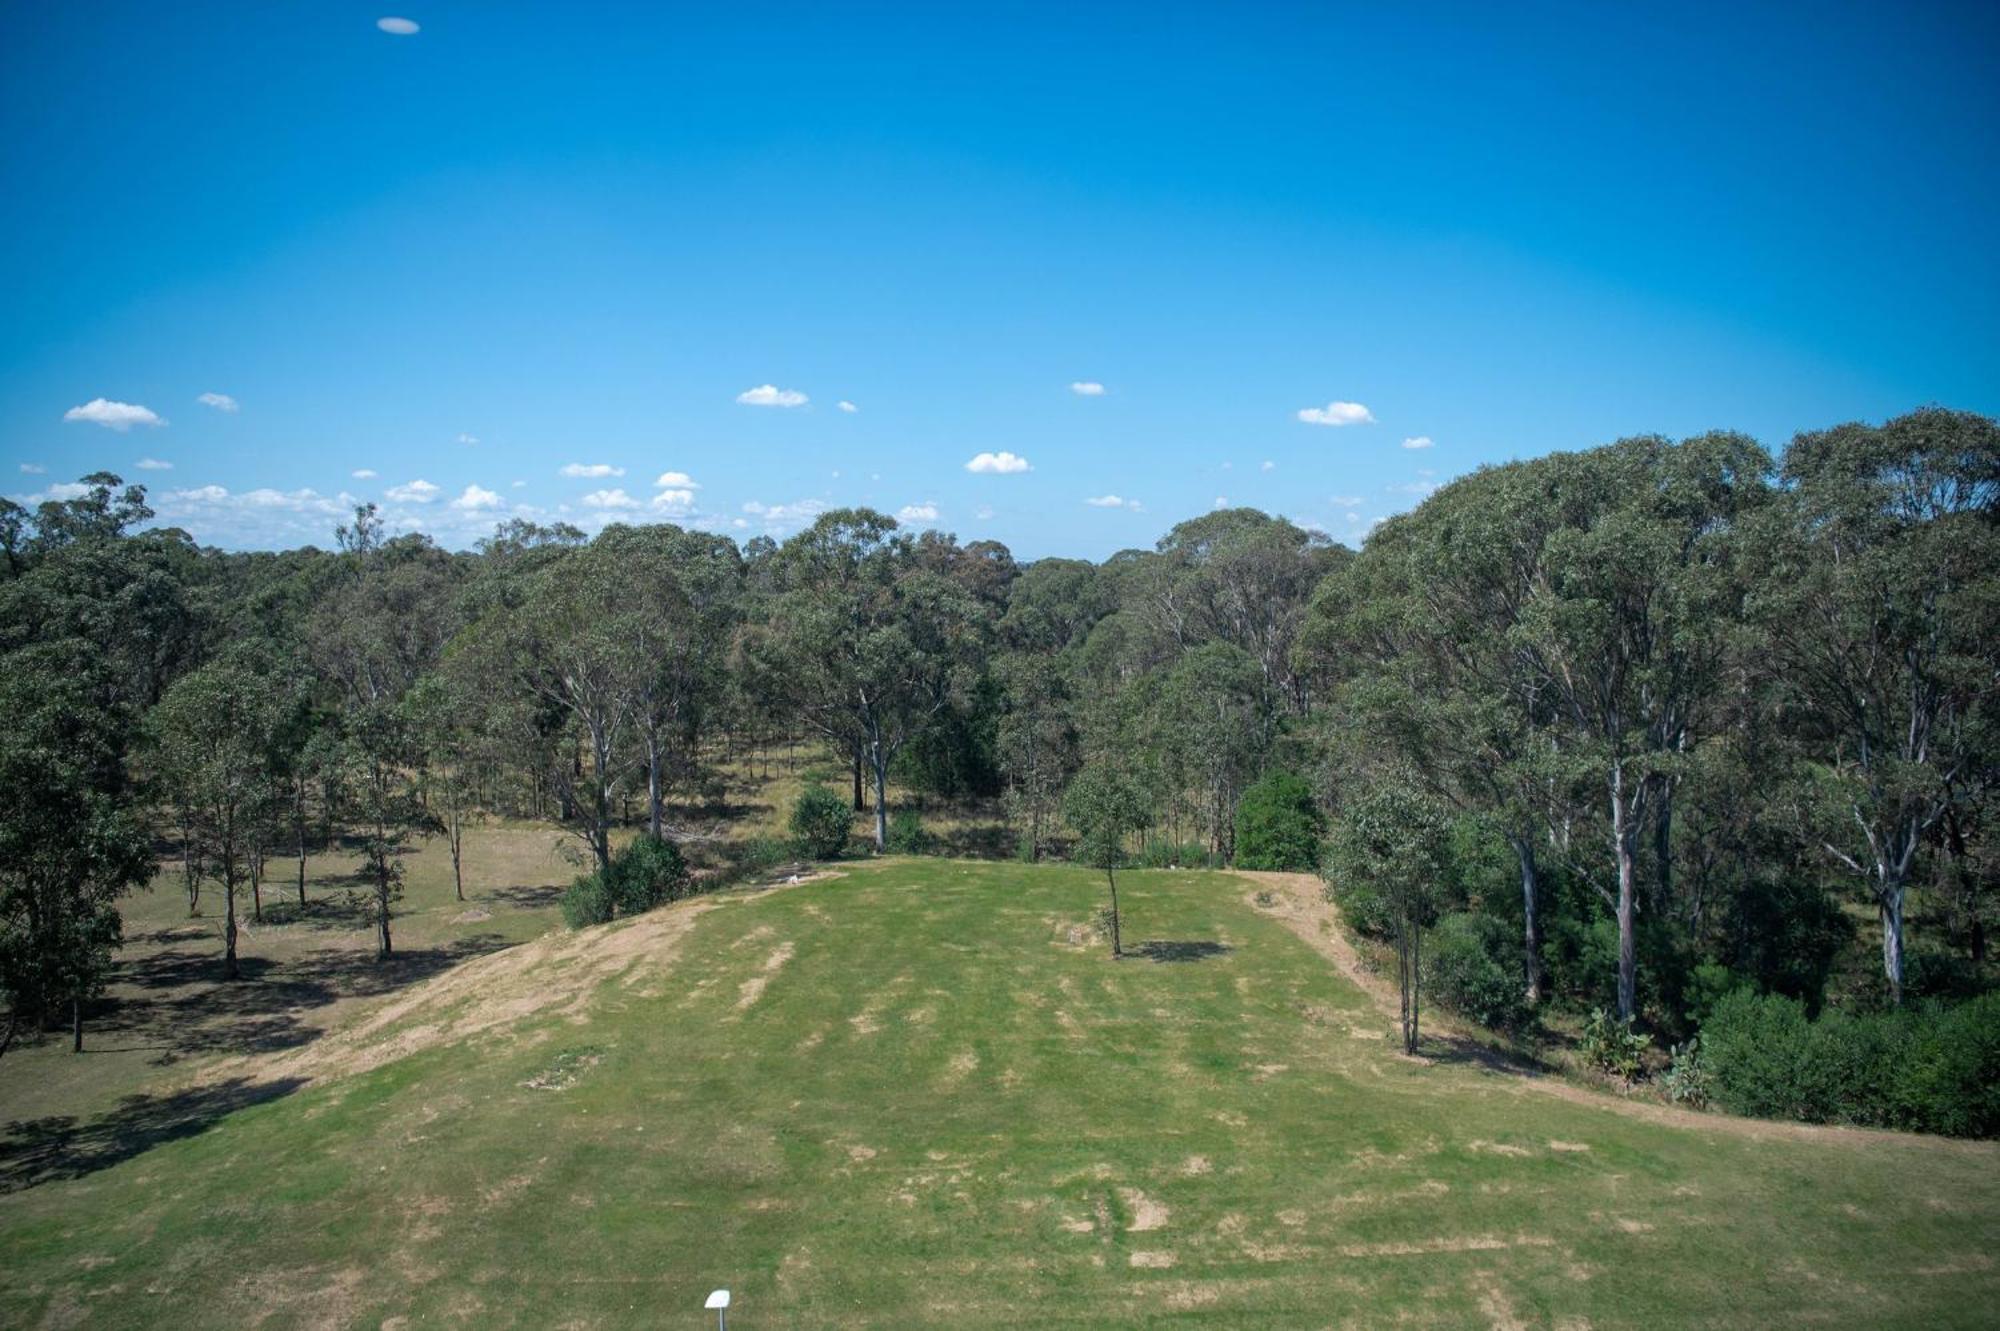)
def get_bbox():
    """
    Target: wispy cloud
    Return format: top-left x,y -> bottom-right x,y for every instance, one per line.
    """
451,484 -> 502,511
1261,460 -> 1276,472
352,468 -> 378,480
736,384 -> 808,408
1070,381 -> 1106,396
136,457 -> 173,470
741,498 -> 827,534
965,451 -> 1031,474
581,488 -> 639,510
1297,400 -> 1374,427
197,392 -> 239,413
1214,495 -> 1230,508
457,433 -> 479,445
386,478 -> 441,503
897,502 -> 941,524
377,17 -> 419,35
1085,494 -> 1142,511
64,398 -> 164,431
1401,435 -> 1434,450
838,400 -> 859,414
17,463 -> 46,474
561,463 -> 624,478
1329,494 -> 1363,508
